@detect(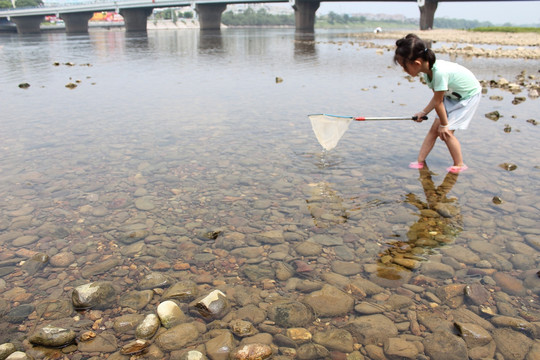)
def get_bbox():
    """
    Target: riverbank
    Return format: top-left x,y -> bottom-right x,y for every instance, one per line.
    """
350,29 -> 540,59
